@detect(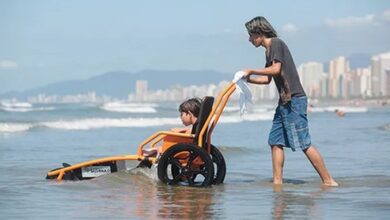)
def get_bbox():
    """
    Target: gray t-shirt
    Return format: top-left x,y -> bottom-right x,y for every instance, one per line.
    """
266,38 -> 306,104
